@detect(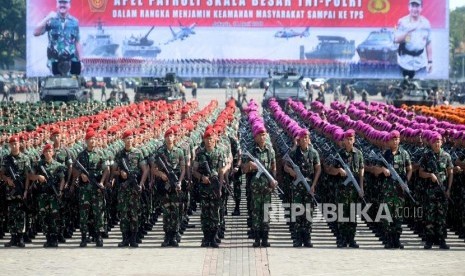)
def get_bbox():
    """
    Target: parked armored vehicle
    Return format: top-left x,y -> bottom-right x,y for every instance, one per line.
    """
263,71 -> 308,106
305,36 -> 355,60
134,73 -> 180,102
40,76 -> 88,102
